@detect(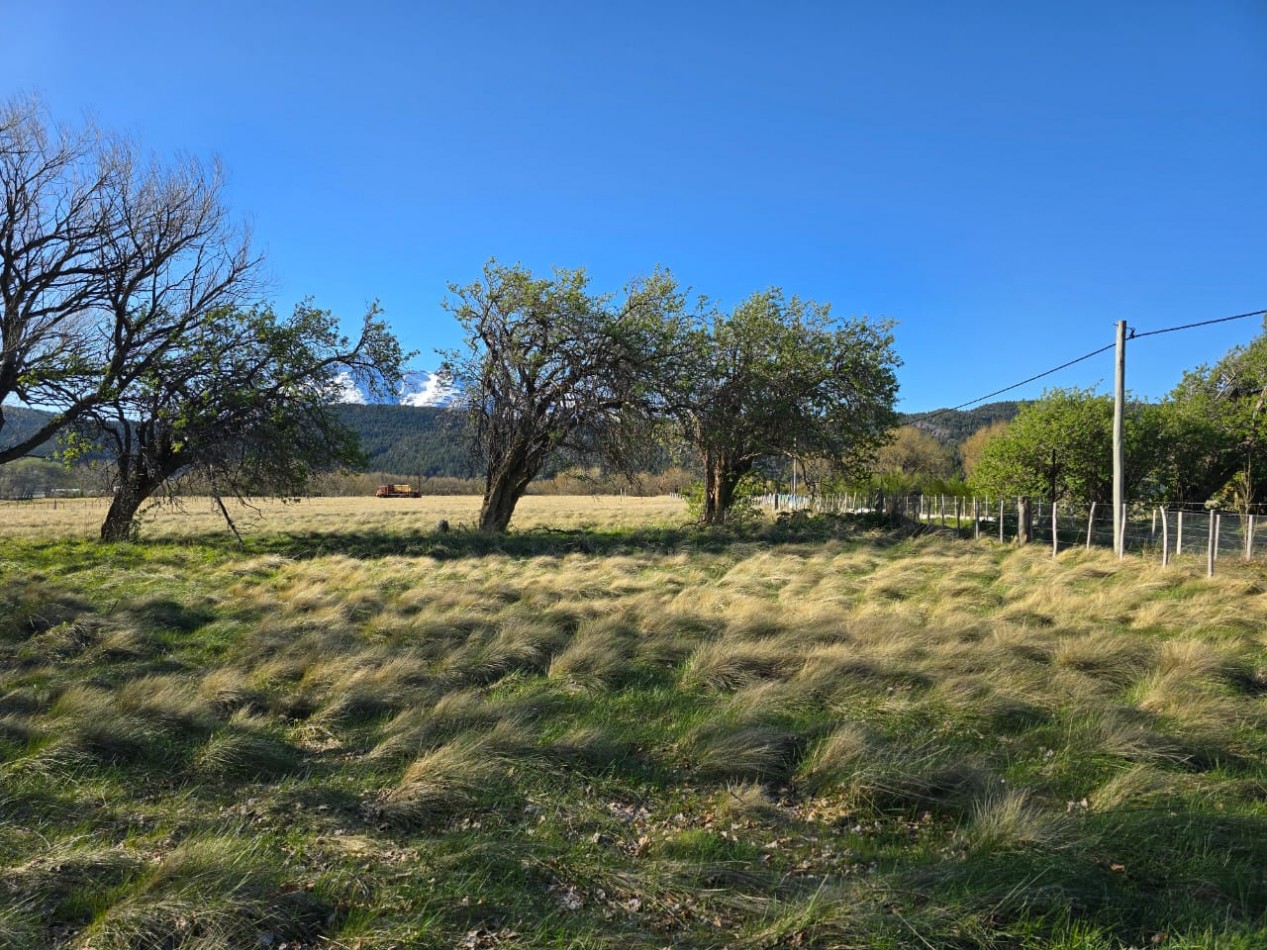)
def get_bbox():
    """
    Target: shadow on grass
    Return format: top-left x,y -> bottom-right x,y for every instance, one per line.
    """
912,808 -> 1267,944
233,511 -> 903,562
